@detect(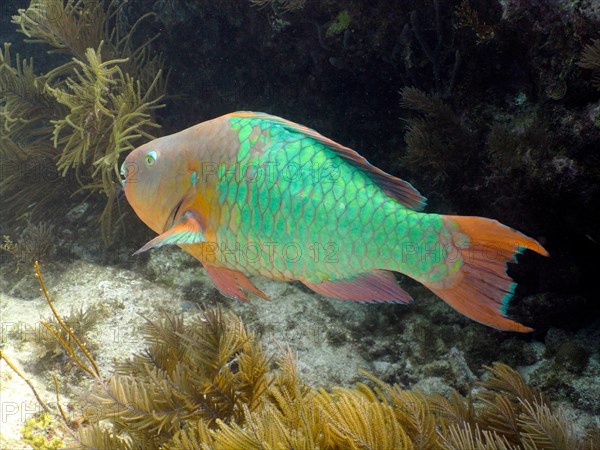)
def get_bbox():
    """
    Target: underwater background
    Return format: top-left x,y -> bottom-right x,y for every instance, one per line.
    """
0,0 -> 599,448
